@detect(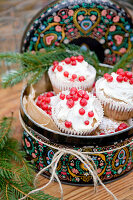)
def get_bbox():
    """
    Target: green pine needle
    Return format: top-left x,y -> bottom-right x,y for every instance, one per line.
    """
0,116 -> 59,200
0,44 -> 100,88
